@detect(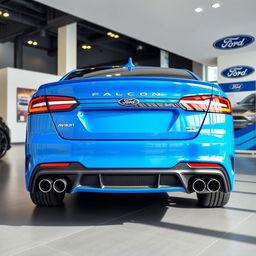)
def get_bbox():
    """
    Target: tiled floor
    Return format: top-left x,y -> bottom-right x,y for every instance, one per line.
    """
0,145 -> 255,256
